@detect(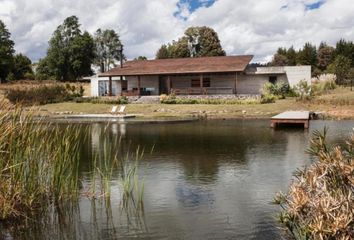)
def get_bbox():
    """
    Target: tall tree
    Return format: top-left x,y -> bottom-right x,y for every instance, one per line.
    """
155,26 -> 225,59
12,54 -> 33,80
270,53 -> 288,66
335,39 -> 354,66
286,46 -> 297,66
297,42 -> 317,66
317,44 -> 335,71
155,44 -> 170,59
0,20 -> 15,82
185,26 -> 225,57
327,55 -> 351,85
94,28 -> 124,73
44,16 -> 94,81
